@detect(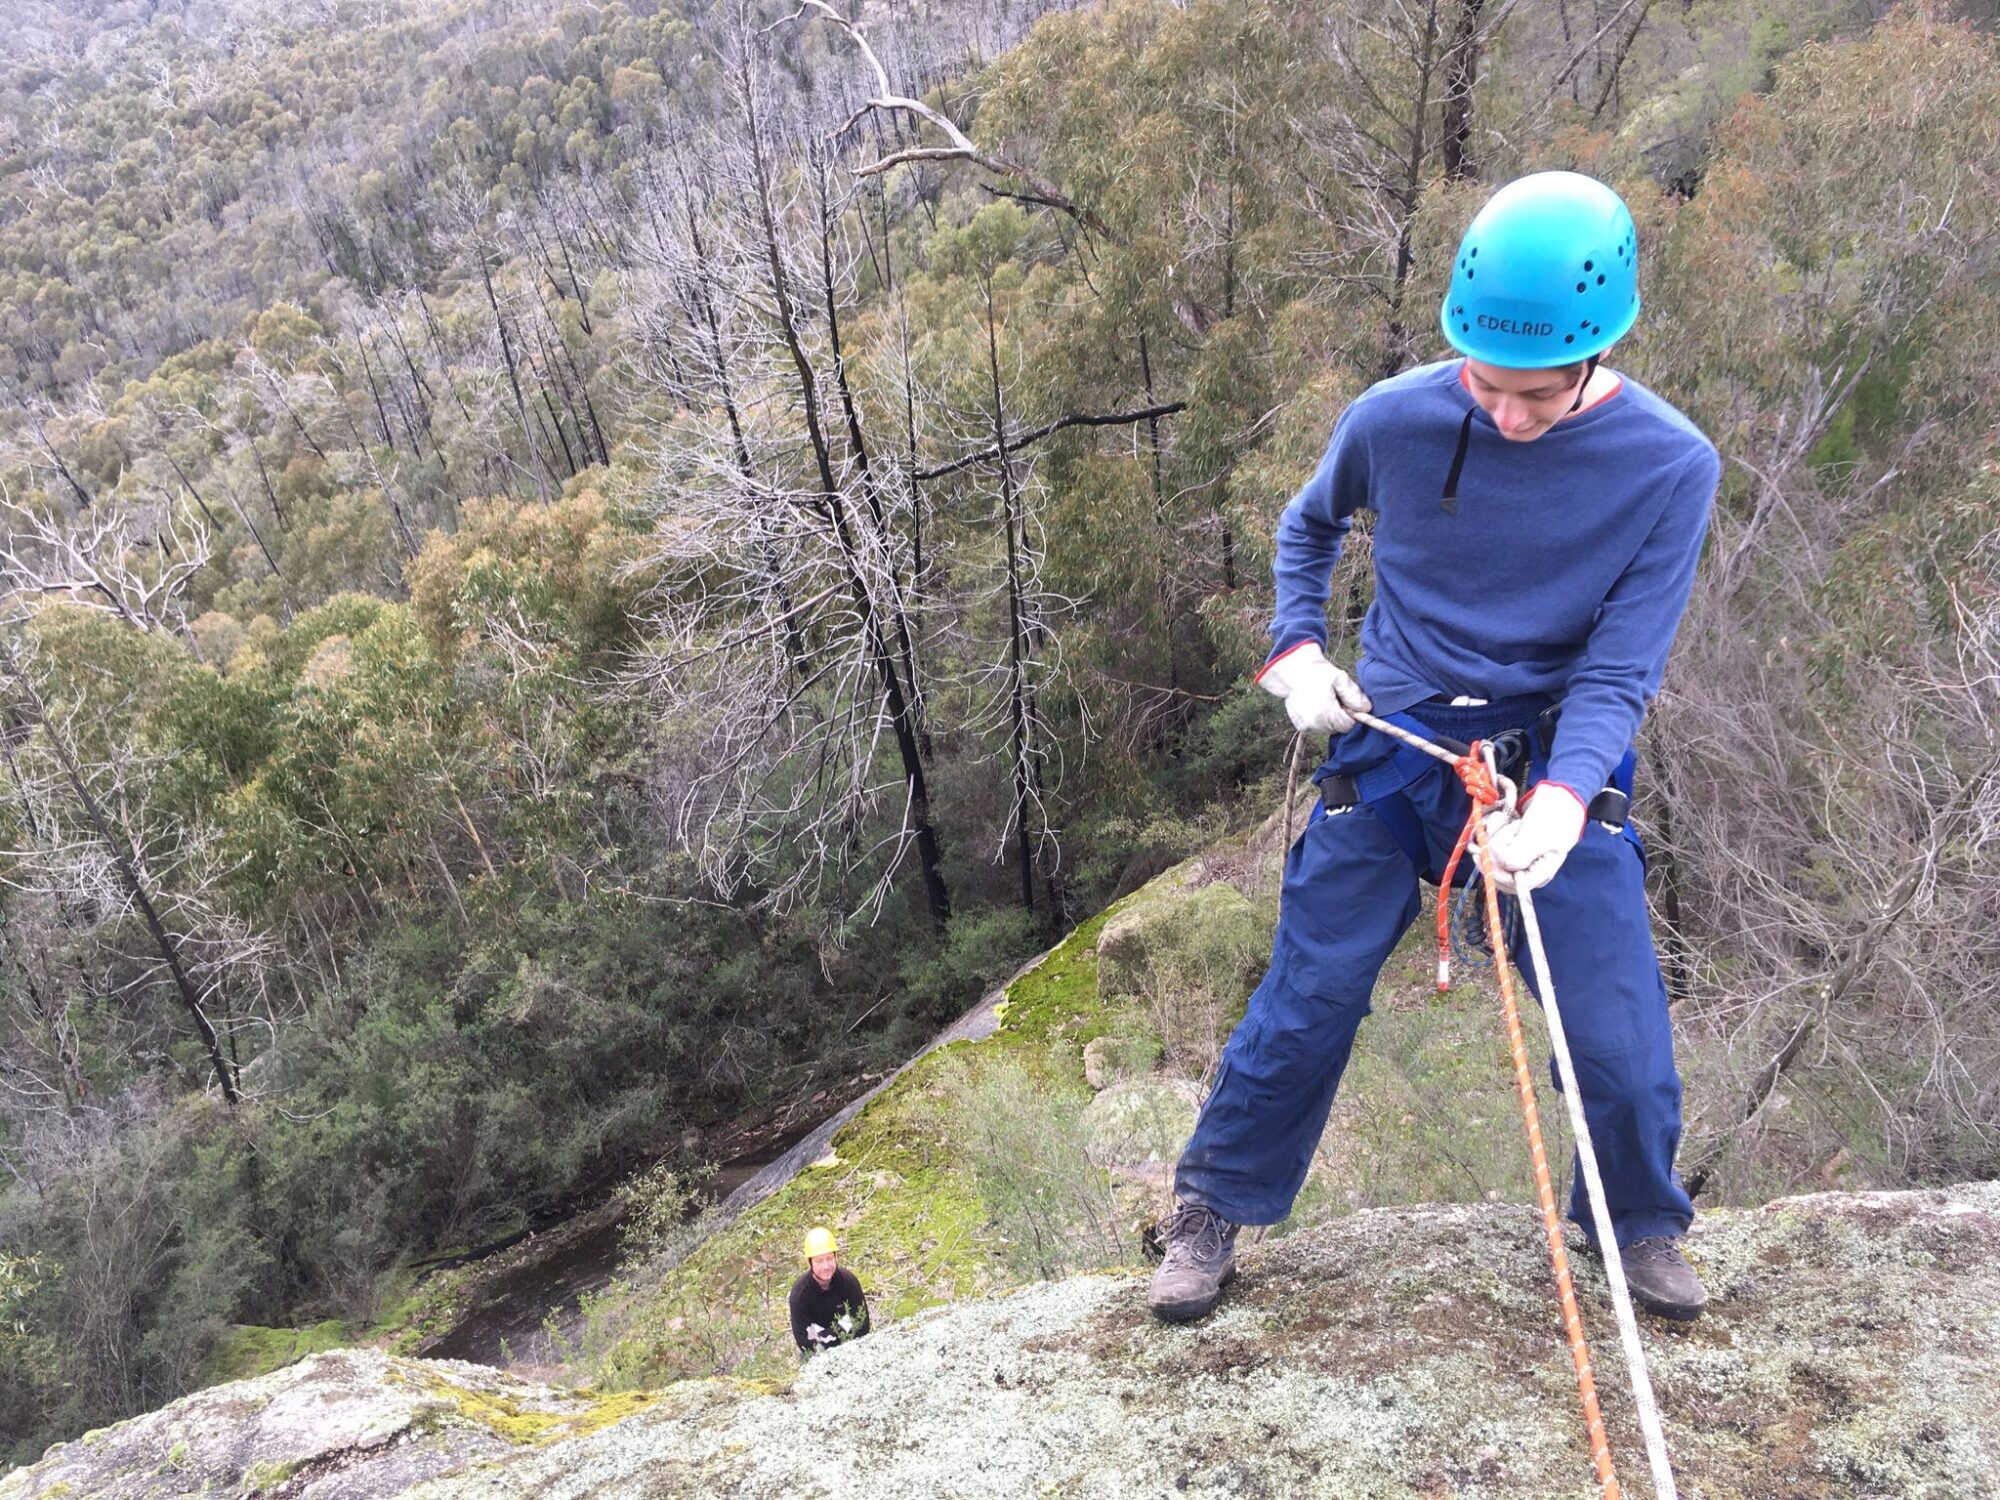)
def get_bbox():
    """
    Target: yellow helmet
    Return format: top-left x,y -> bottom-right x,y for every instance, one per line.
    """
802,1226 -> 839,1259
